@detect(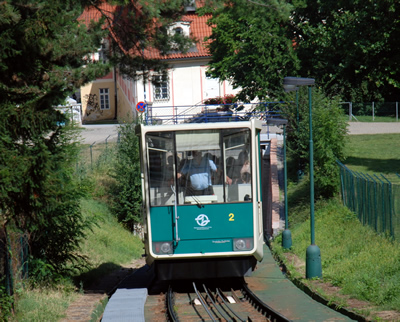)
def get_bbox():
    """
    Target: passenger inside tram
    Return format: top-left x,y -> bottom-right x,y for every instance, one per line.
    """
178,150 -> 217,196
